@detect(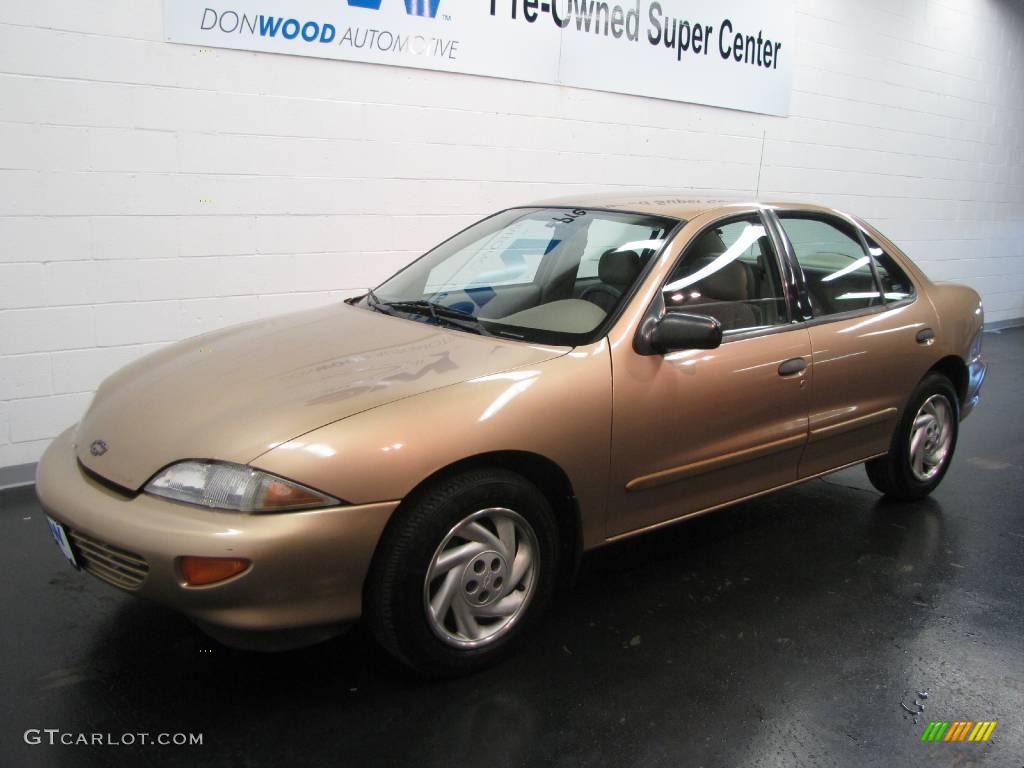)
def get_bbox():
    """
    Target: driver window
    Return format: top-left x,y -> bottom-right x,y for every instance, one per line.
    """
663,216 -> 788,334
